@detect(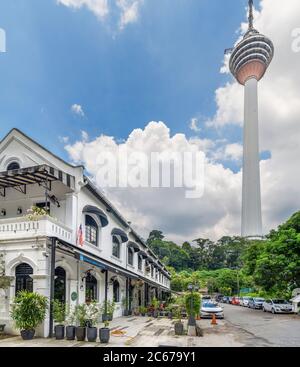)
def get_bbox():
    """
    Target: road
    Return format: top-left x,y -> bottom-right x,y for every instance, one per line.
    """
222,303 -> 300,347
